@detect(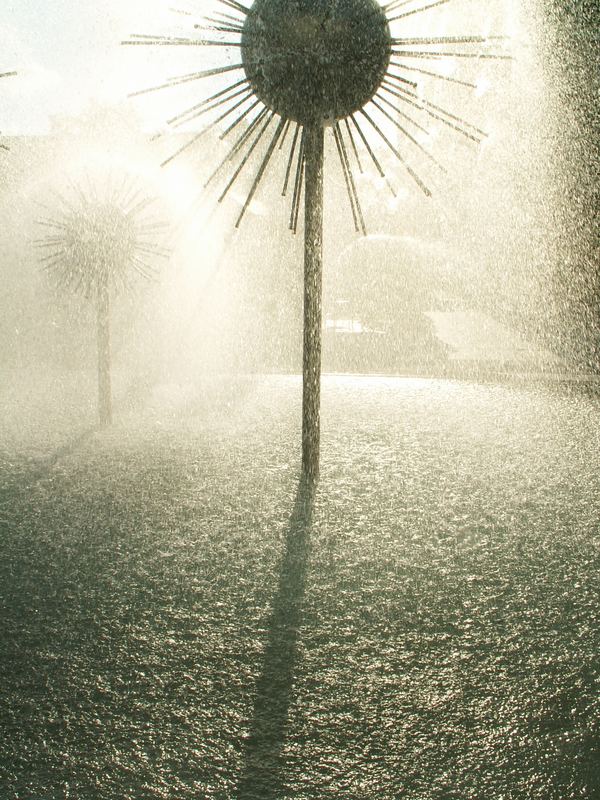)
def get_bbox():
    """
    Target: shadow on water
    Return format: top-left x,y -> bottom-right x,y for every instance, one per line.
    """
3,427 -> 100,500
236,474 -> 316,800
0,426 -> 100,513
